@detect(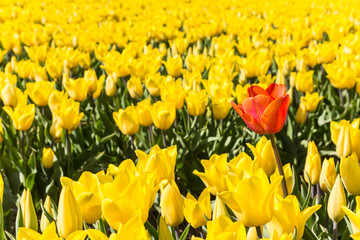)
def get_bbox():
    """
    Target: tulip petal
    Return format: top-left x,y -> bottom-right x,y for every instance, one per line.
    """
248,85 -> 269,97
260,95 -> 290,134
266,83 -> 286,99
231,101 -> 266,134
